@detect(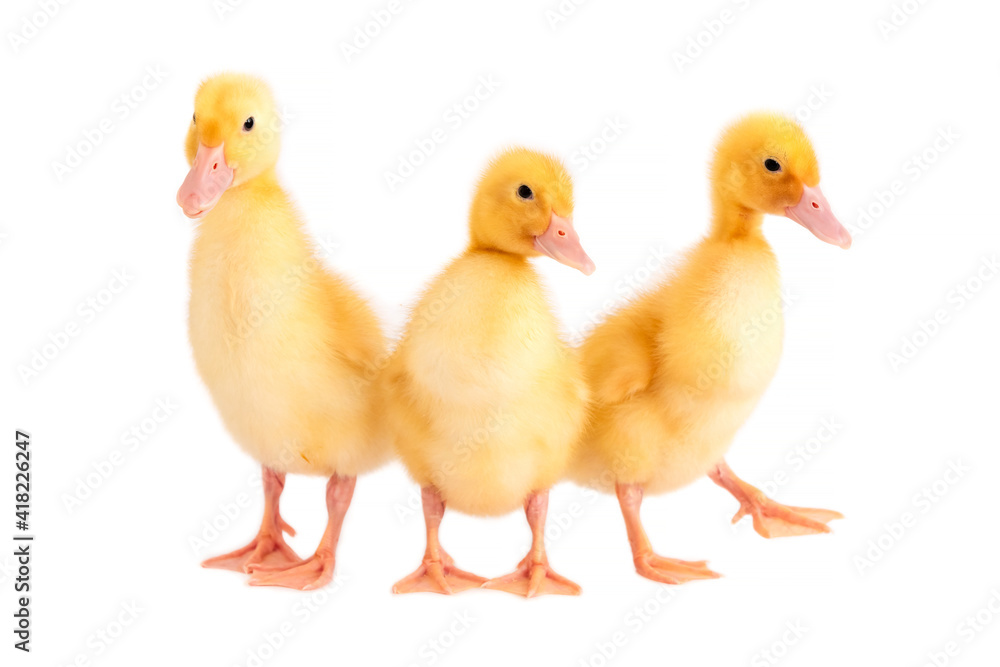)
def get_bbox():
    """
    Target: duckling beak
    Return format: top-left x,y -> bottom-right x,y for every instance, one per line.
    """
533,212 -> 596,275
784,184 -> 852,249
176,143 -> 234,219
